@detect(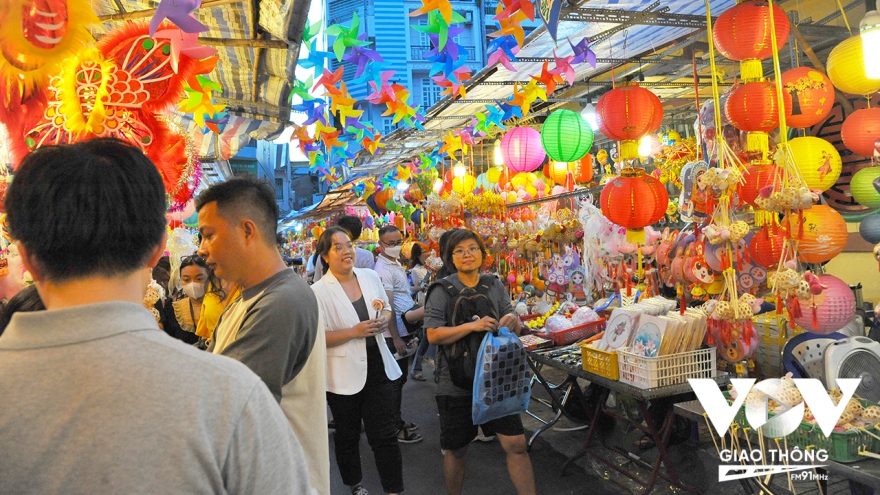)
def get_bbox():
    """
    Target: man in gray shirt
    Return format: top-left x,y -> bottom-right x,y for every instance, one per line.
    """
197,176 -> 330,495
0,139 -> 311,494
